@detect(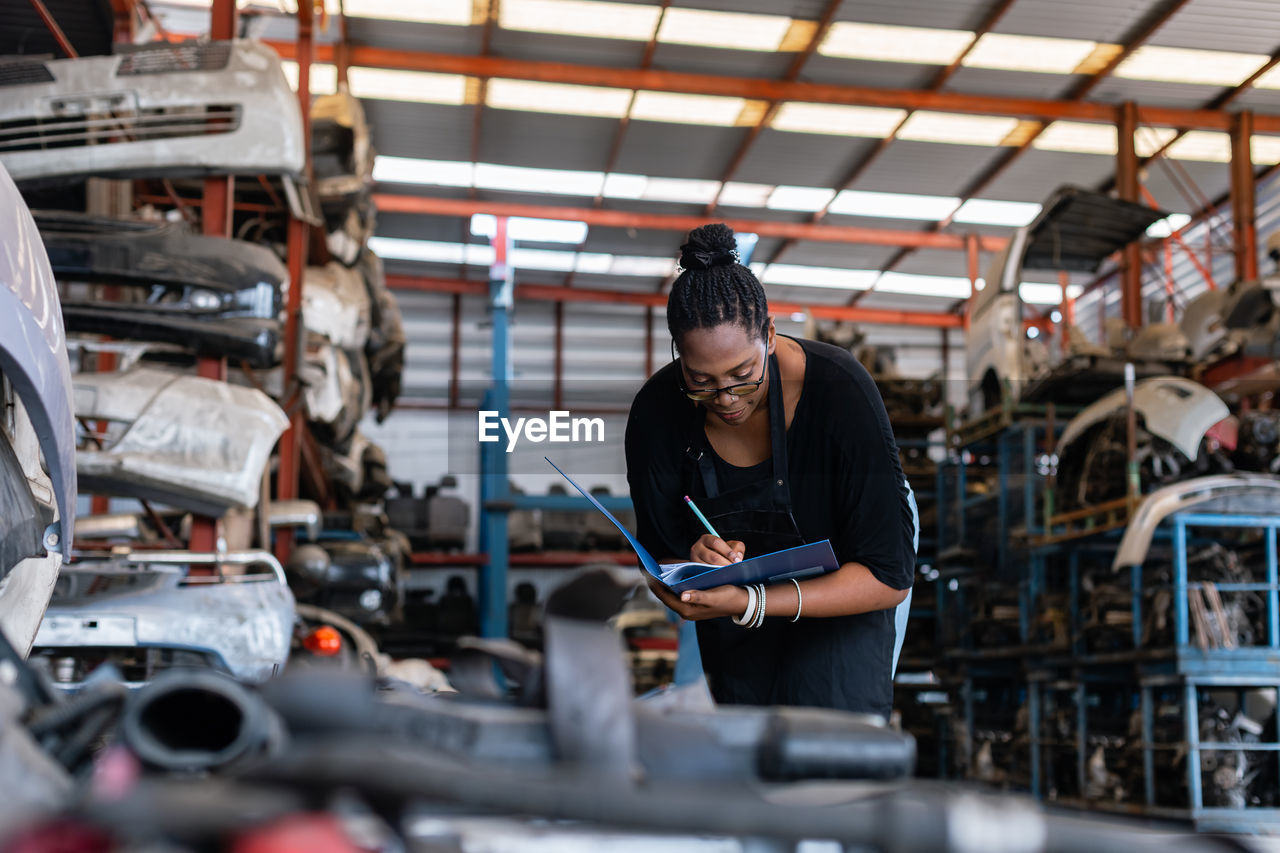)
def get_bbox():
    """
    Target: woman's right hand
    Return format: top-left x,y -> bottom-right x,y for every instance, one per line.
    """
691,534 -> 746,565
